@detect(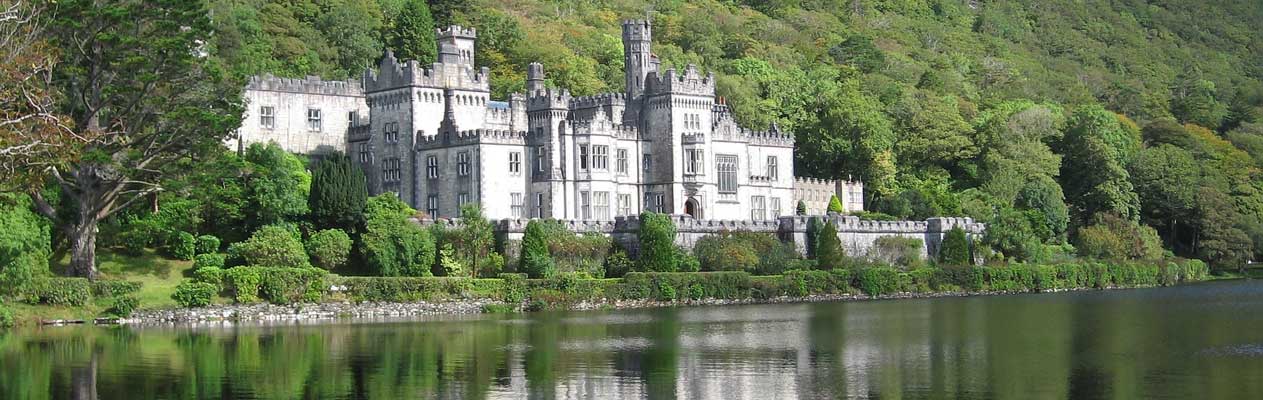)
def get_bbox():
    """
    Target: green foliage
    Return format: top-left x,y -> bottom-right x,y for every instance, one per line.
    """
814,221 -> 847,270
604,251 -> 633,279
167,231 -> 197,261
105,295 -> 139,318
1015,176 -> 1070,242
89,281 -> 142,298
388,0 -> 437,64
856,267 -> 902,296
23,278 -> 90,306
308,153 -> 368,232
520,220 -> 553,278
193,253 -> 226,270
872,236 -> 923,268
618,272 -> 755,301
0,193 -> 51,293
194,267 -> 224,287
223,267 -> 326,304
637,213 -> 678,272
229,225 -> 311,268
195,235 -> 221,255
795,200 -> 807,216
223,267 -> 262,303
436,204 -> 500,278
783,270 -> 855,297
1076,213 -> 1164,261
333,276 -> 481,302
0,304 -> 12,328
172,282 -> 217,308
939,227 -> 971,266
306,229 -> 352,270
362,194 -> 436,277
827,195 -> 844,213
243,143 -> 311,229
1194,186 -> 1254,269
984,207 -> 1051,262
1060,106 -> 1142,224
